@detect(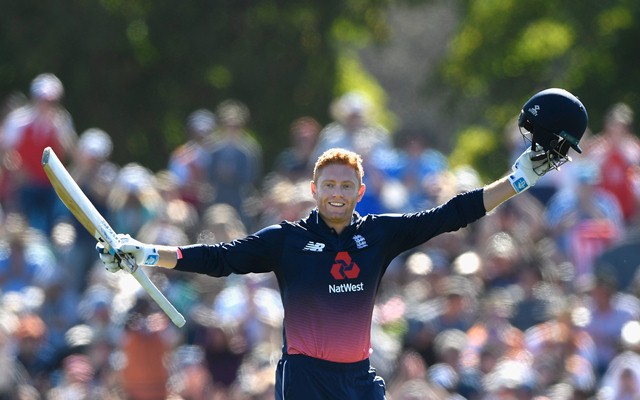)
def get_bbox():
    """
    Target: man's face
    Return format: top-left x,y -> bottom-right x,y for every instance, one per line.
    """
311,163 -> 365,230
